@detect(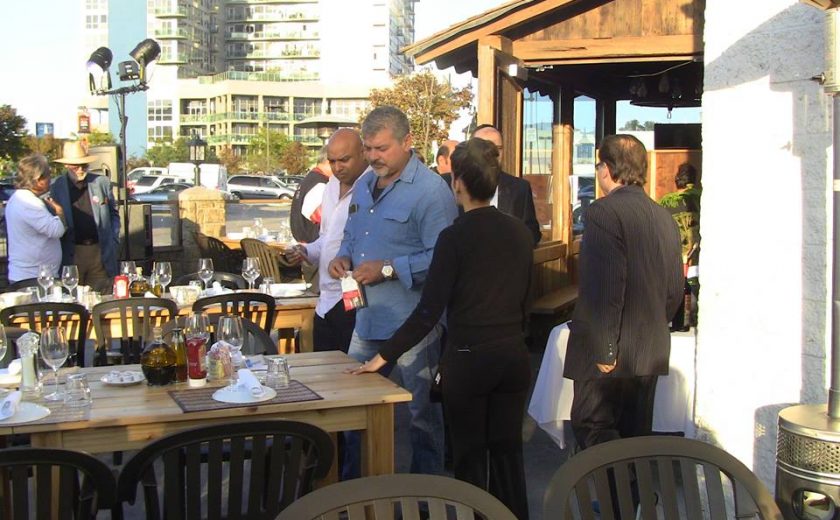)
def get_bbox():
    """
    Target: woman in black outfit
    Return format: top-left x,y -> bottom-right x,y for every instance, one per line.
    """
351,137 -> 534,519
